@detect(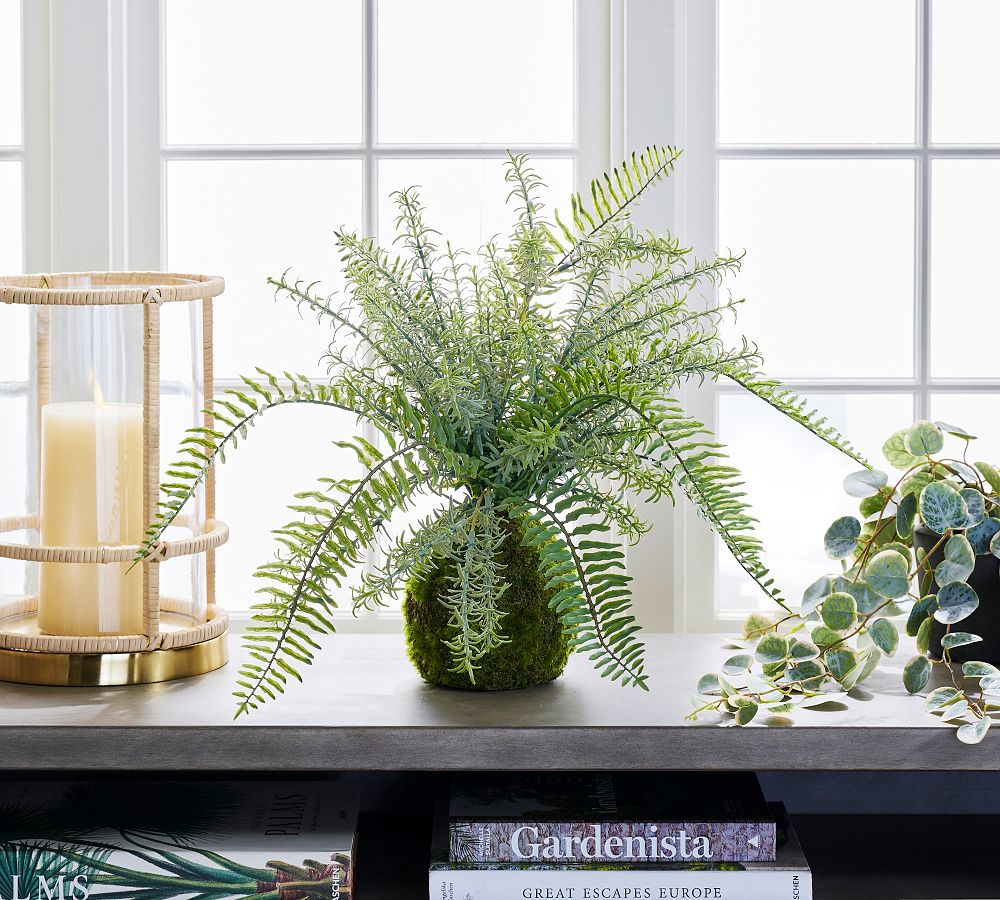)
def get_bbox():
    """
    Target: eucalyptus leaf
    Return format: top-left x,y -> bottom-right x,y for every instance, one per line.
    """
869,618 -> 899,656
723,654 -> 754,675
883,430 -> 923,469
905,420 -> 944,457
941,632 -> 983,651
755,634 -> 789,665
957,717 -> 991,745
966,516 -> 1000,555
976,461 -> 1000,494
896,491 -> 917,540
935,534 -> 976,586
935,581 -> 980,625
903,655 -> 932,694
824,516 -> 862,560
919,480 -> 969,534
906,594 -> 938,637
961,489 -> 986,529
844,469 -> 888,499
821,592 -> 858,633
864,549 -> 910,599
